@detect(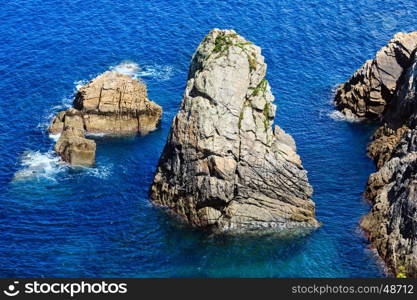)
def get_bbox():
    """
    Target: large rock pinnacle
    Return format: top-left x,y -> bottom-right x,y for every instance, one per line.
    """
150,29 -> 319,233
